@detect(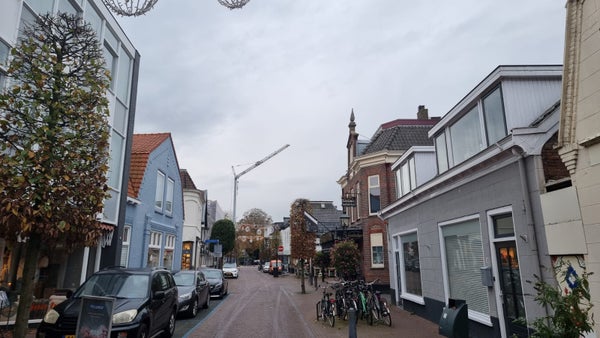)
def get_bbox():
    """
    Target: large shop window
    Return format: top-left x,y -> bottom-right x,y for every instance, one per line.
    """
371,233 -> 384,268
368,175 -> 380,214
441,218 -> 489,316
401,232 -> 422,297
